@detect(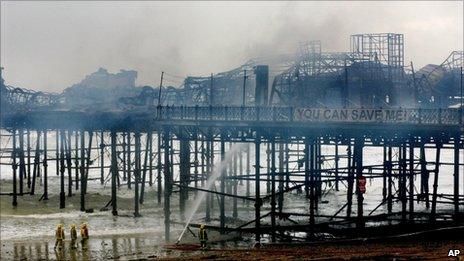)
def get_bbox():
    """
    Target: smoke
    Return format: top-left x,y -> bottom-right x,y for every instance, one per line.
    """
243,2 -> 347,59
1,1 -> 462,92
